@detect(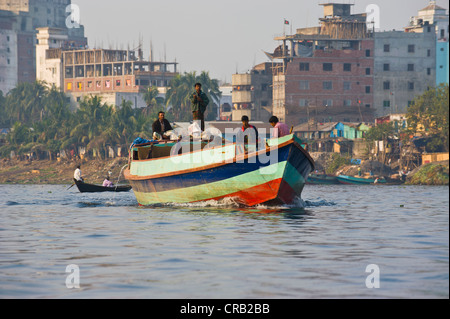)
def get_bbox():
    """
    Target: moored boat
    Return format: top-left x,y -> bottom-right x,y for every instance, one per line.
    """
123,134 -> 315,207
307,173 -> 339,185
74,180 -> 132,193
336,175 -> 387,185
